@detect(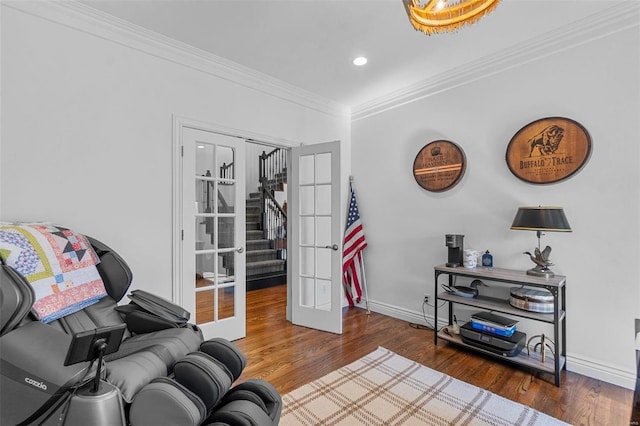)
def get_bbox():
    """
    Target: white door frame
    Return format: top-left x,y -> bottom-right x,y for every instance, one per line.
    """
172,116 -> 299,333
